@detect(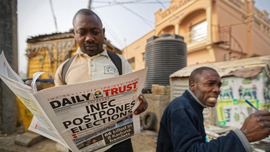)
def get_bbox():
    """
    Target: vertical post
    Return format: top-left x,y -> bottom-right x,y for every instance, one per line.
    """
88,0 -> 92,9
0,0 -> 18,134
228,25 -> 231,51
175,24 -> 179,35
206,5 -> 212,44
123,38 -> 127,59
218,24 -> 220,42
27,44 -> 30,78
246,0 -> 254,57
